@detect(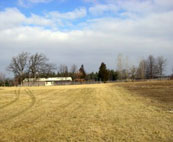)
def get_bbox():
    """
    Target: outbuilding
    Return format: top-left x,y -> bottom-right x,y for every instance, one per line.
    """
23,77 -> 72,86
